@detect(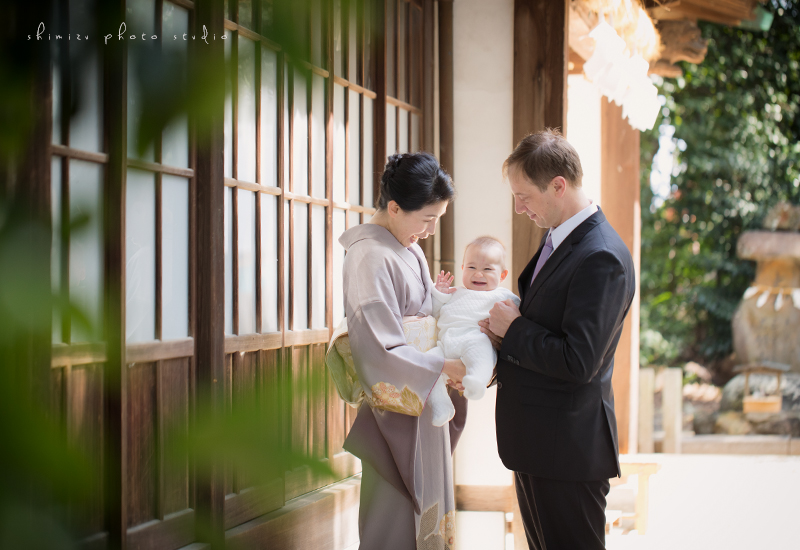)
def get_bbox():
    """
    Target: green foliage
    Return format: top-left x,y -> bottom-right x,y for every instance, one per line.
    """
640,1 -> 800,370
